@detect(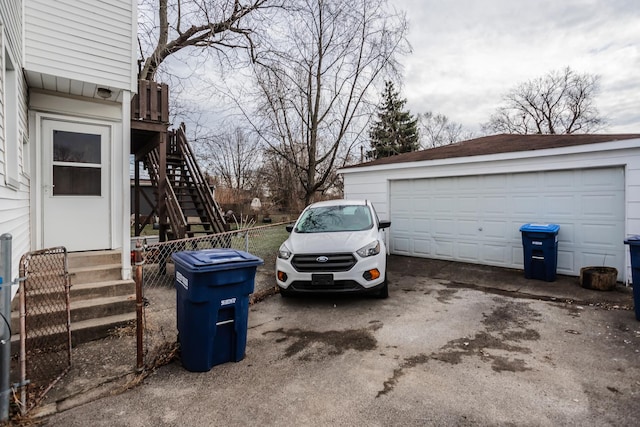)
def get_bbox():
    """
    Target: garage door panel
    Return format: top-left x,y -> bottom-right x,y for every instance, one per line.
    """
583,168 -> 622,188
512,246 -> 524,267
480,196 -> 508,215
433,219 -> 455,236
582,194 -> 624,218
481,244 -> 508,264
512,195 -> 540,216
434,240 -> 454,257
482,174 -> 508,190
557,223 -> 575,244
544,170 -> 575,188
457,196 -> 479,215
392,237 -> 411,254
390,167 -> 624,278
458,220 -> 479,237
413,218 -> 430,233
458,242 -> 479,260
580,251 -> 624,272
392,216 -> 412,233
433,196 -> 455,214
482,220 -> 509,240
413,197 -> 431,212
557,250 -> 575,273
544,195 -> 577,217
580,223 -> 623,247
512,172 -> 539,189
413,239 -> 431,255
